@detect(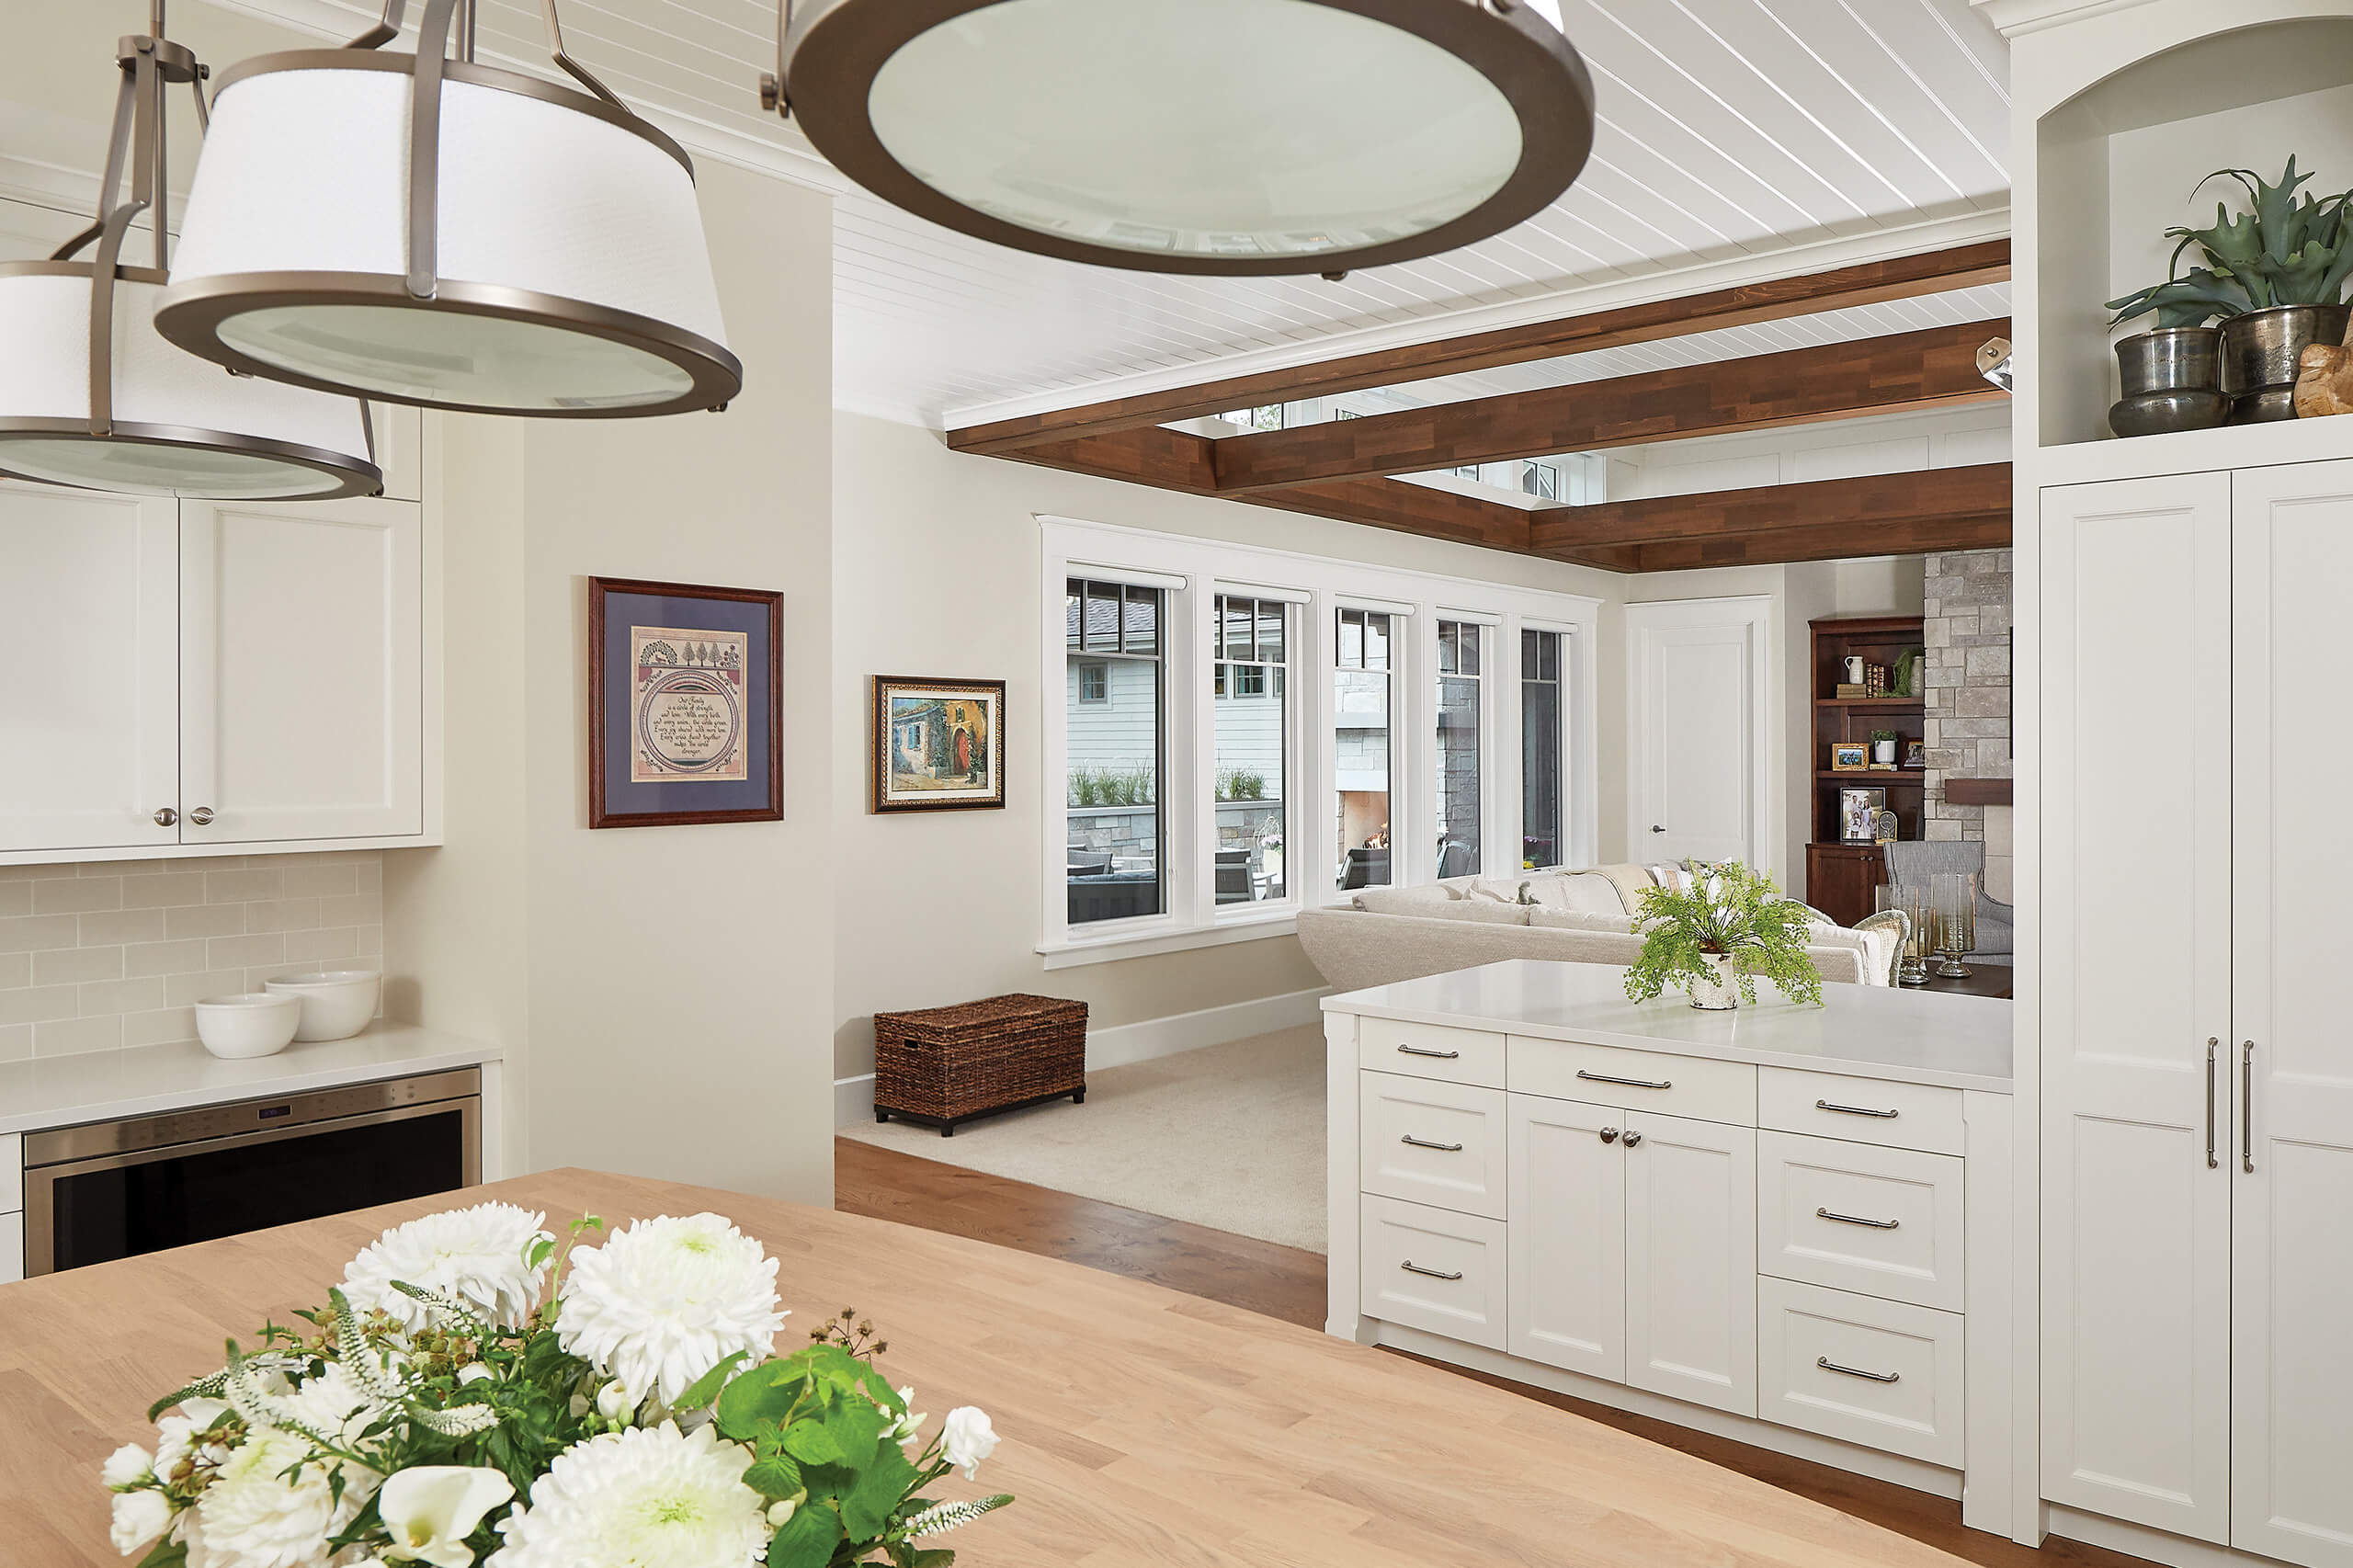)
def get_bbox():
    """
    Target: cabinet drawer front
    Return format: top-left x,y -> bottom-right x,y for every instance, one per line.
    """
1359,1074 -> 1506,1220
1758,1068 -> 1964,1155
0,1210 -> 20,1284
1358,1018 -> 1505,1089
1758,1131 -> 1963,1311
1757,1277 -> 1963,1468
1512,1036 -> 1755,1126
0,1134 -> 18,1214
1359,1194 -> 1506,1351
